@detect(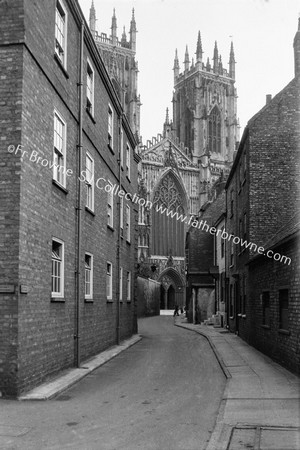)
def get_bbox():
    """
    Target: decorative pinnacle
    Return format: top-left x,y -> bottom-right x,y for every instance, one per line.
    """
196,31 -> 203,60
184,45 -> 190,63
165,107 -> 170,124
